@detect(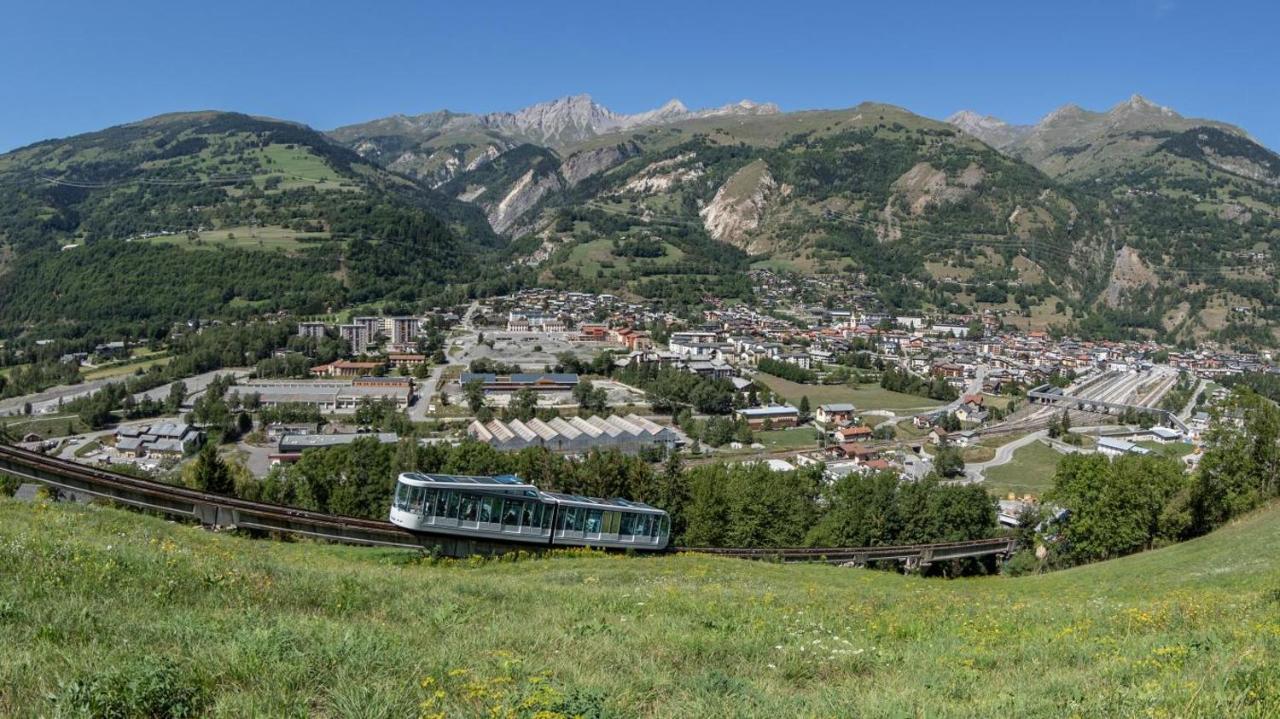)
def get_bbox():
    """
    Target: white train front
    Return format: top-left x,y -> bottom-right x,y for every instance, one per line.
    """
389,472 -> 670,551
